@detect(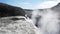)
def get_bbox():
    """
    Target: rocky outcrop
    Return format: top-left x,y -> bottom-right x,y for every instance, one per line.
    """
51,3 -> 60,11
0,3 -> 25,17
24,9 -> 33,19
